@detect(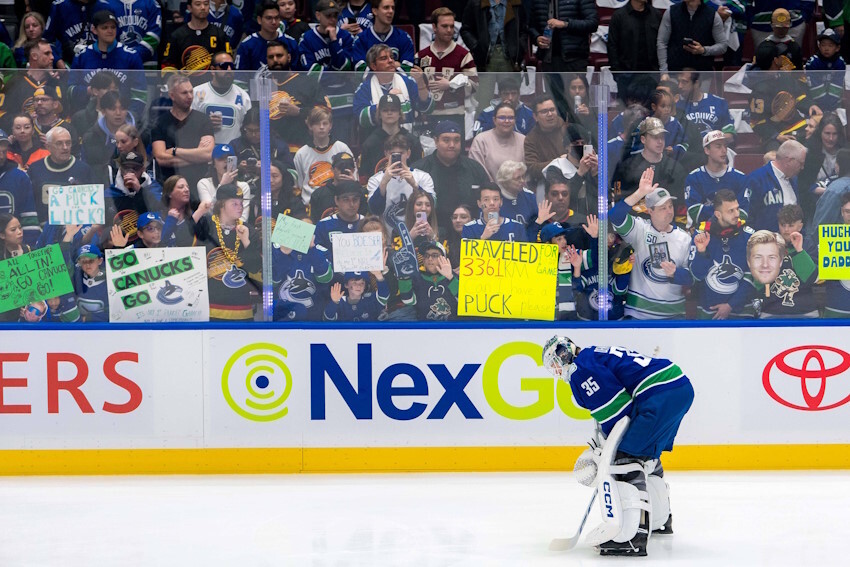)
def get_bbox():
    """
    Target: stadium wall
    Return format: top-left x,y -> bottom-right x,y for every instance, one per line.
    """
0,322 -> 848,474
